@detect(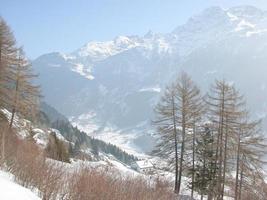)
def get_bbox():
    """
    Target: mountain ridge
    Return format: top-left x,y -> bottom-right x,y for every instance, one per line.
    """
33,5 -> 267,153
